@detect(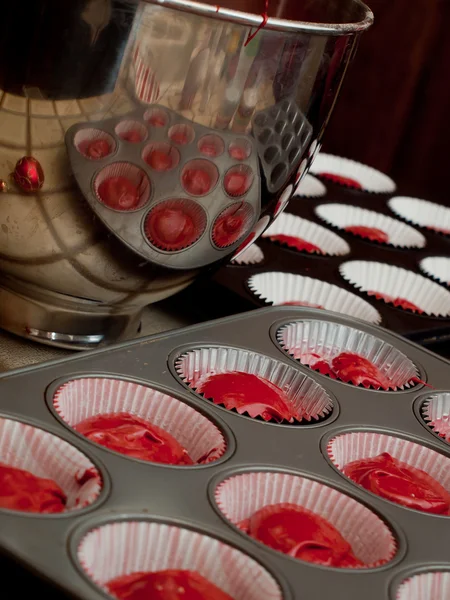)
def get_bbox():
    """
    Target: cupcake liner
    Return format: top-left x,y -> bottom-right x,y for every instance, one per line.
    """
231,243 -> 264,266
142,142 -> 180,172
273,185 -> 293,219
175,346 -> 334,423
421,392 -> 450,444
77,520 -> 282,600
396,570 -> 450,599
293,174 -> 327,198
315,204 -> 426,249
262,212 -> 350,256
214,471 -> 396,568
248,271 -> 382,324
212,202 -> 255,249
309,153 -> 396,194
224,165 -> 254,198
198,134 -> 225,158
53,377 -> 226,464
181,159 -> 219,197
327,431 -> 450,513
277,320 -> 419,390
340,261 -> 450,317
228,139 -> 252,161
74,128 -> 116,160
94,162 -> 151,212
144,198 -> 206,252
0,416 -> 101,512
420,257 -> 450,287
144,107 -> 168,128
168,123 -> 195,146
114,120 -> 148,144
388,196 -> 450,235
